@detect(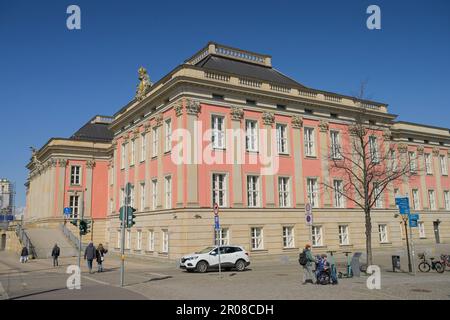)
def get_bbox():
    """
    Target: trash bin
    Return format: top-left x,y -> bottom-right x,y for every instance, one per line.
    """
392,255 -> 400,272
